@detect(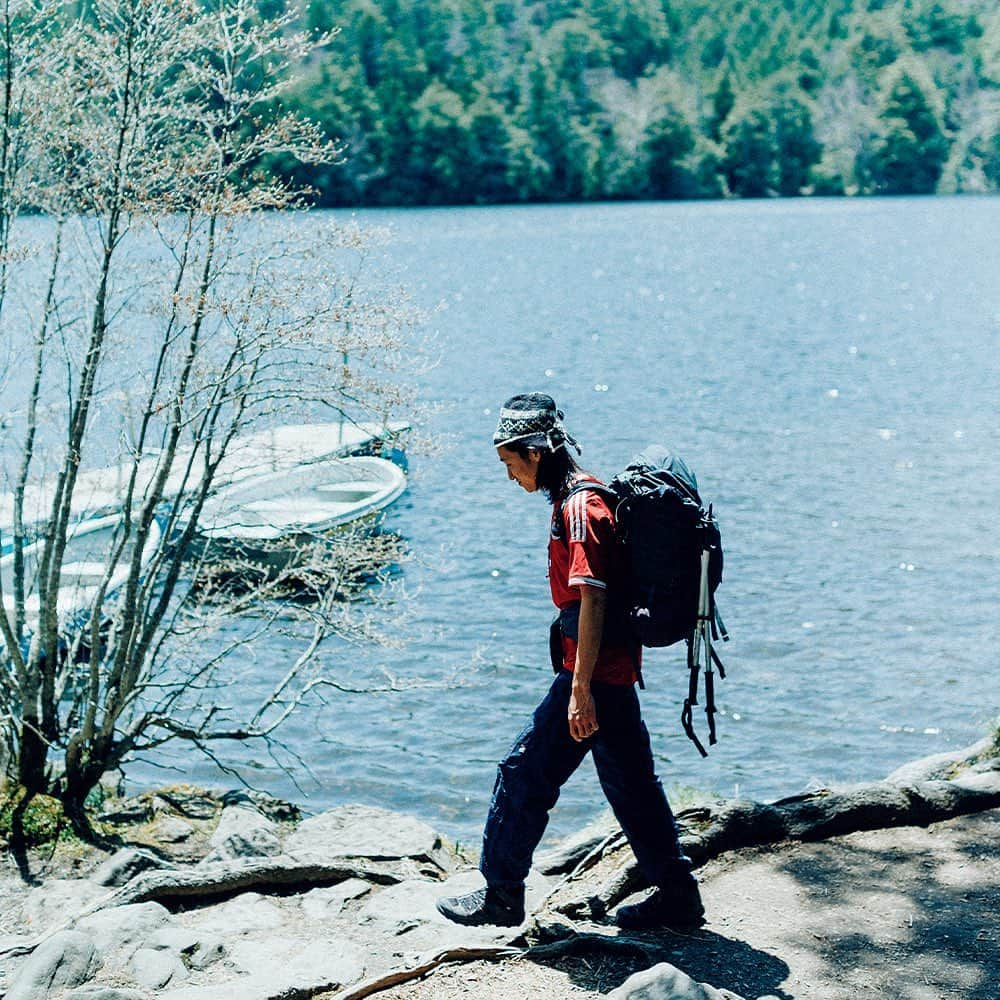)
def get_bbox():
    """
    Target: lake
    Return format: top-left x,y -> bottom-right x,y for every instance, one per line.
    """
129,196 -> 999,846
